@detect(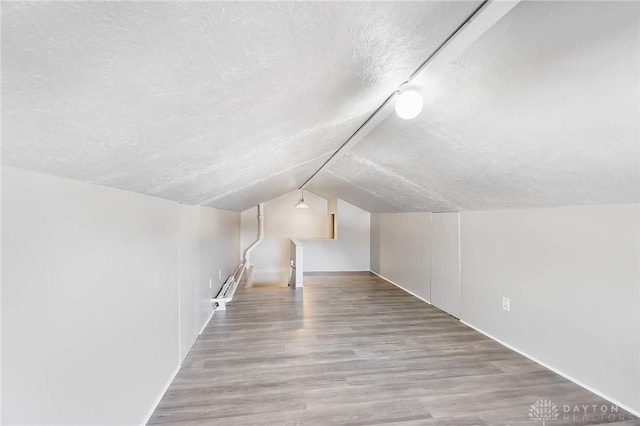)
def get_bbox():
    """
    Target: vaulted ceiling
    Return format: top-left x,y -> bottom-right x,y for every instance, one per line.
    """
2,1 -> 638,212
